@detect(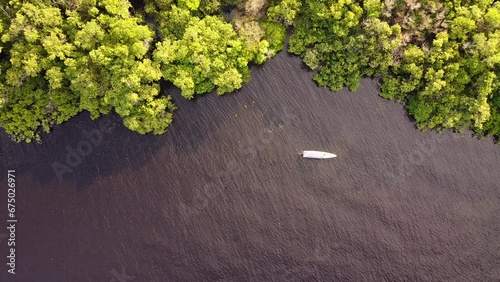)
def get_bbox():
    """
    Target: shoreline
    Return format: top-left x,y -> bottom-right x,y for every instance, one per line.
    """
1,47 -> 500,281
